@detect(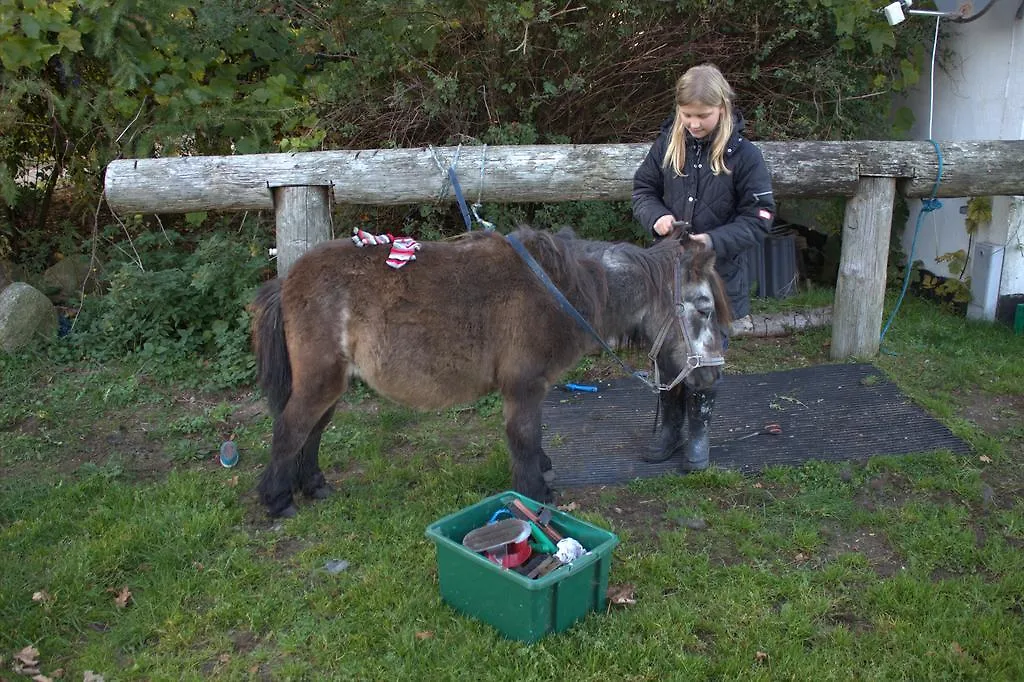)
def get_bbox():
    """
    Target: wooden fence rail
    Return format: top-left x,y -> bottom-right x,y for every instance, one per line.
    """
103,140 -> 1024,359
